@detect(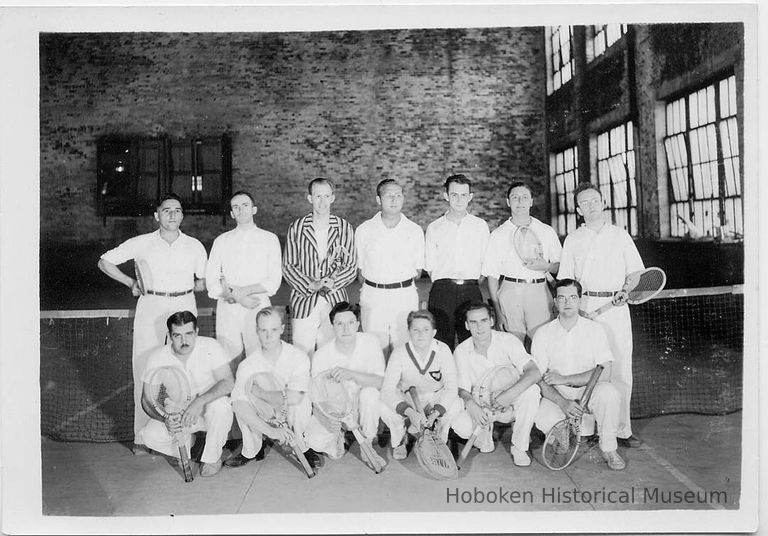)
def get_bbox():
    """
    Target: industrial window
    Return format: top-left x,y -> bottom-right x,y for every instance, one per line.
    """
550,146 -> 579,235
663,75 -> 742,240
546,26 -> 575,95
97,134 -> 231,218
596,121 -> 638,236
590,24 -> 628,60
